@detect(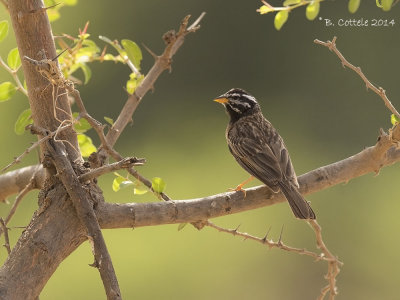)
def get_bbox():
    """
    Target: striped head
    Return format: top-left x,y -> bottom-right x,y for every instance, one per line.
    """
214,88 -> 260,122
